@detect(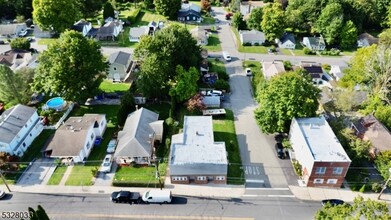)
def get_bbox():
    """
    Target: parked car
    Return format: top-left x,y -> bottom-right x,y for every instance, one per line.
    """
0,40 -> 4,45
222,51 -> 231,61
245,68 -> 252,76
275,143 -> 286,159
215,18 -> 220,23
100,154 -> 113,173
111,190 -> 141,204
0,190 -> 6,199
142,190 -> 172,204
206,90 -> 223,96
106,139 -> 117,153
18,30 -> 28,37
321,199 -> 345,206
